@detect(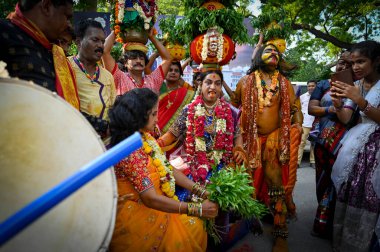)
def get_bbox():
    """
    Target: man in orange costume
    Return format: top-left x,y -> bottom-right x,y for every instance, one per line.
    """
231,42 -> 302,252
